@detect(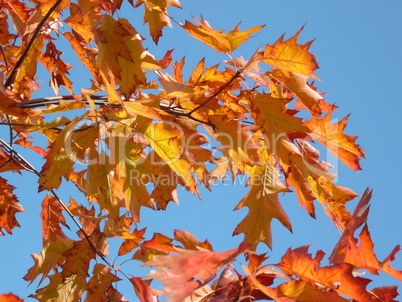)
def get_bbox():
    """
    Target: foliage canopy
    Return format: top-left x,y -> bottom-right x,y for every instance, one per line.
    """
0,0 -> 400,301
